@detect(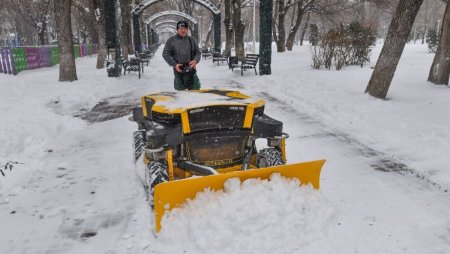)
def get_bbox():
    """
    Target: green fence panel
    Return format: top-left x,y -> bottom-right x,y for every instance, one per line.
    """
11,48 -> 27,74
73,45 -> 80,59
50,47 -> 59,65
88,44 -> 93,55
